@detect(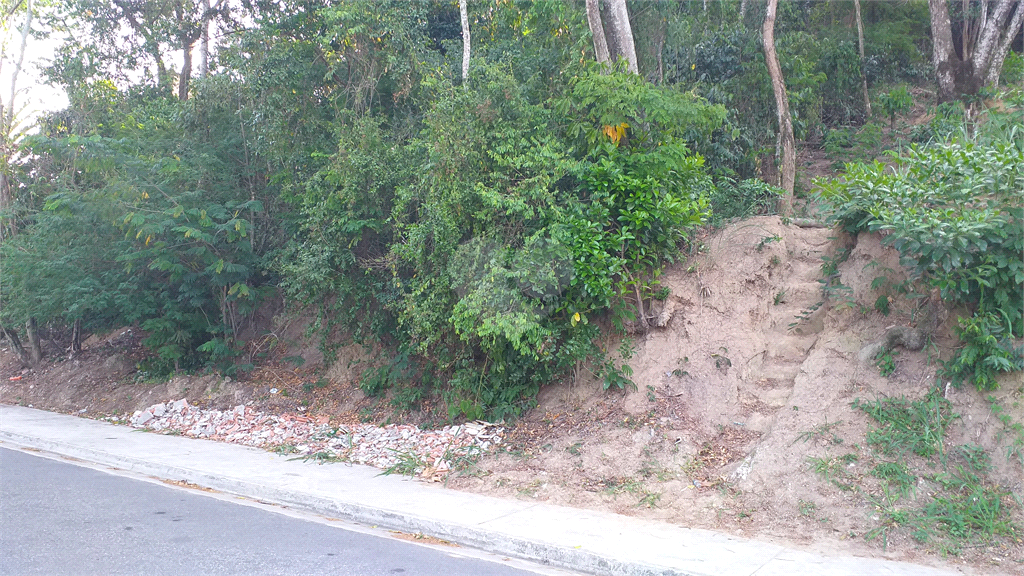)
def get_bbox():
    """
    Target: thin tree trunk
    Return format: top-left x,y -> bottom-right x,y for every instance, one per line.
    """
0,0 -> 31,241
586,0 -> 610,66
6,0 -> 31,132
762,0 -> 795,212
1,325 -> 30,366
179,42 -> 193,100
987,1 -> 1024,87
198,0 -> 211,80
156,58 -> 170,92
929,0 -> 958,102
71,318 -> 82,355
854,0 -> 872,117
460,0 -> 470,86
0,172 -> 13,240
25,316 -> 41,365
740,0 -> 749,22
600,0 -> 638,74
963,0 -> 970,61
